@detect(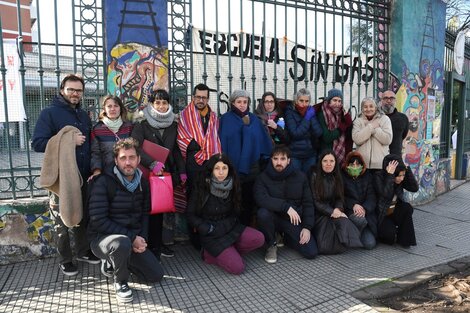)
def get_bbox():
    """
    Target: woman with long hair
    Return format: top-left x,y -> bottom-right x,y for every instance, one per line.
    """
131,89 -> 186,259
90,95 -> 133,180
186,153 -> 264,275
311,150 -> 362,254
255,91 -> 289,146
